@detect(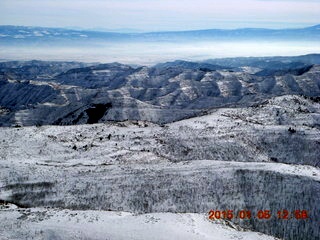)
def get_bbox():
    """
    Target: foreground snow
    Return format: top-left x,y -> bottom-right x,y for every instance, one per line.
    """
0,205 -> 278,240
